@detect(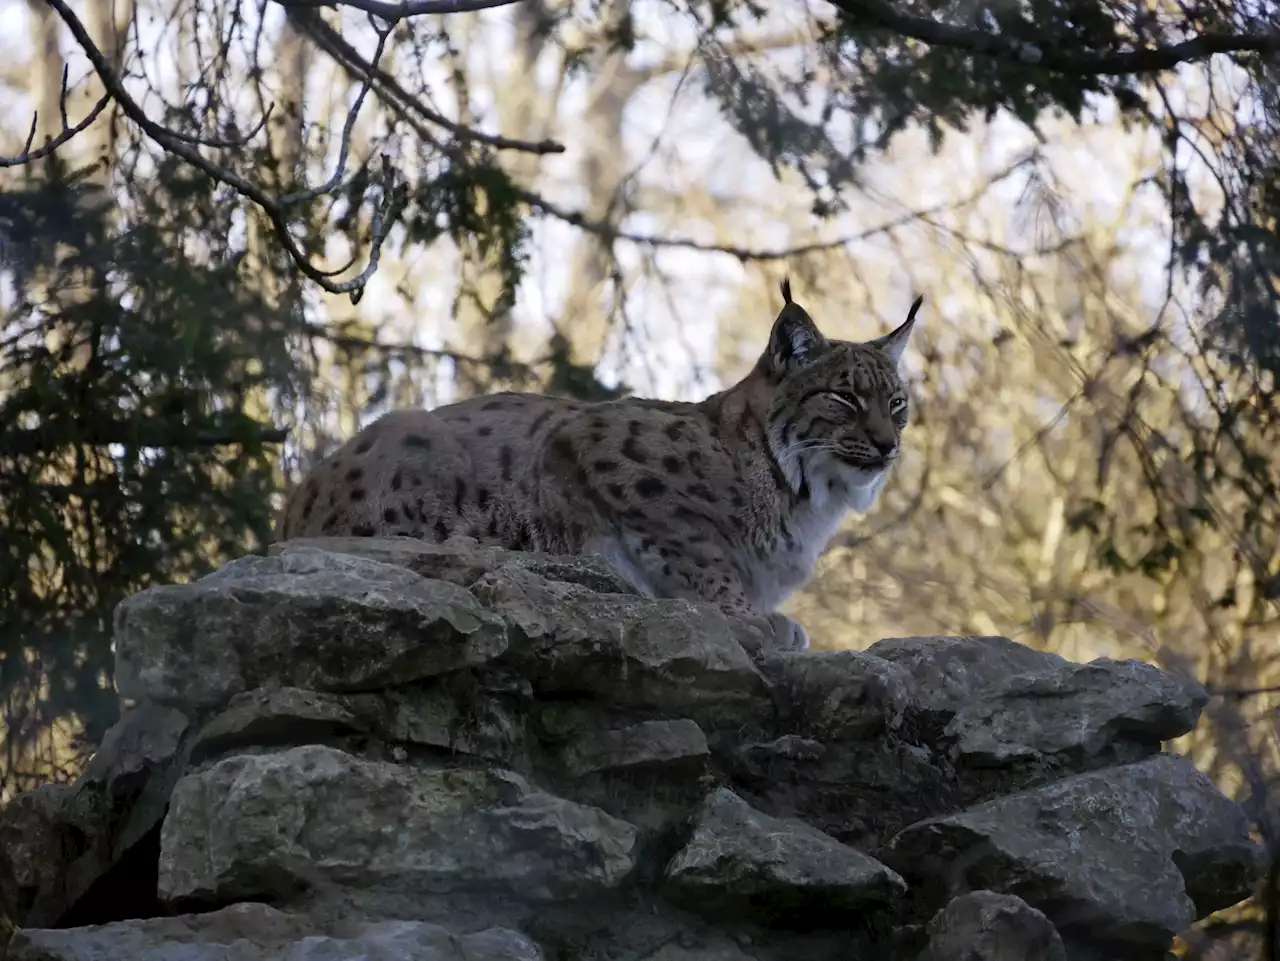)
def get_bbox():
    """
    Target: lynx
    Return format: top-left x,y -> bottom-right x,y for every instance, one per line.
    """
279,280 -> 922,650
